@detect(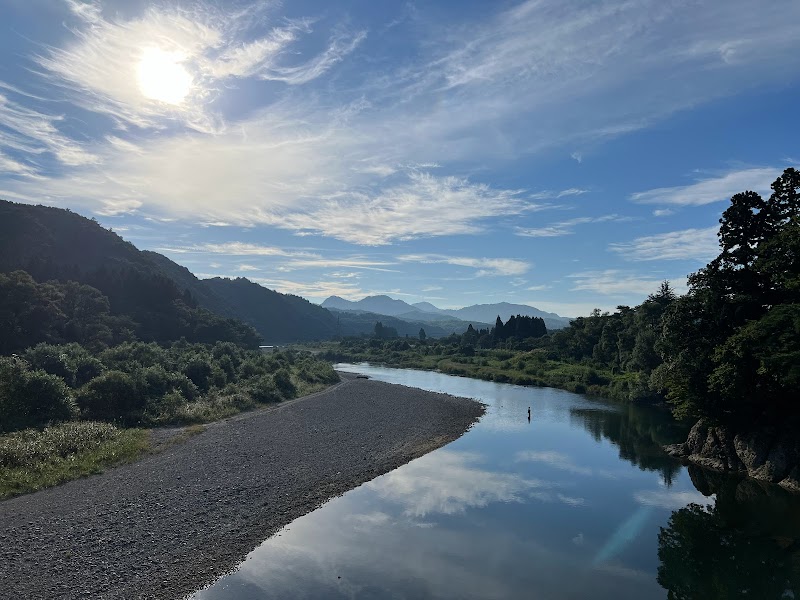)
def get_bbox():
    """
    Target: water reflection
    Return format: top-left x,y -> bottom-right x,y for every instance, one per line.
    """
365,450 -> 556,517
658,467 -> 800,599
193,365 -> 800,600
570,404 -> 687,486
